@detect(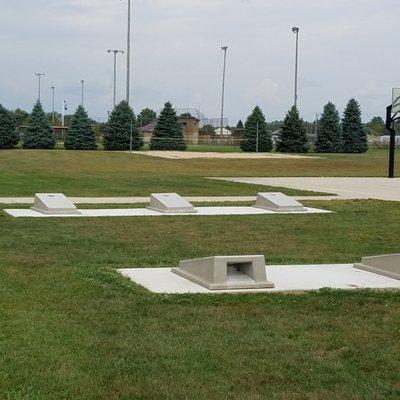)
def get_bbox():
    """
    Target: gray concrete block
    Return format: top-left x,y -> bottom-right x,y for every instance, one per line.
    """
30,193 -> 80,215
254,192 -> 306,212
354,253 -> 400,280
172,255 -> 275,290
147,193 -> 197,213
